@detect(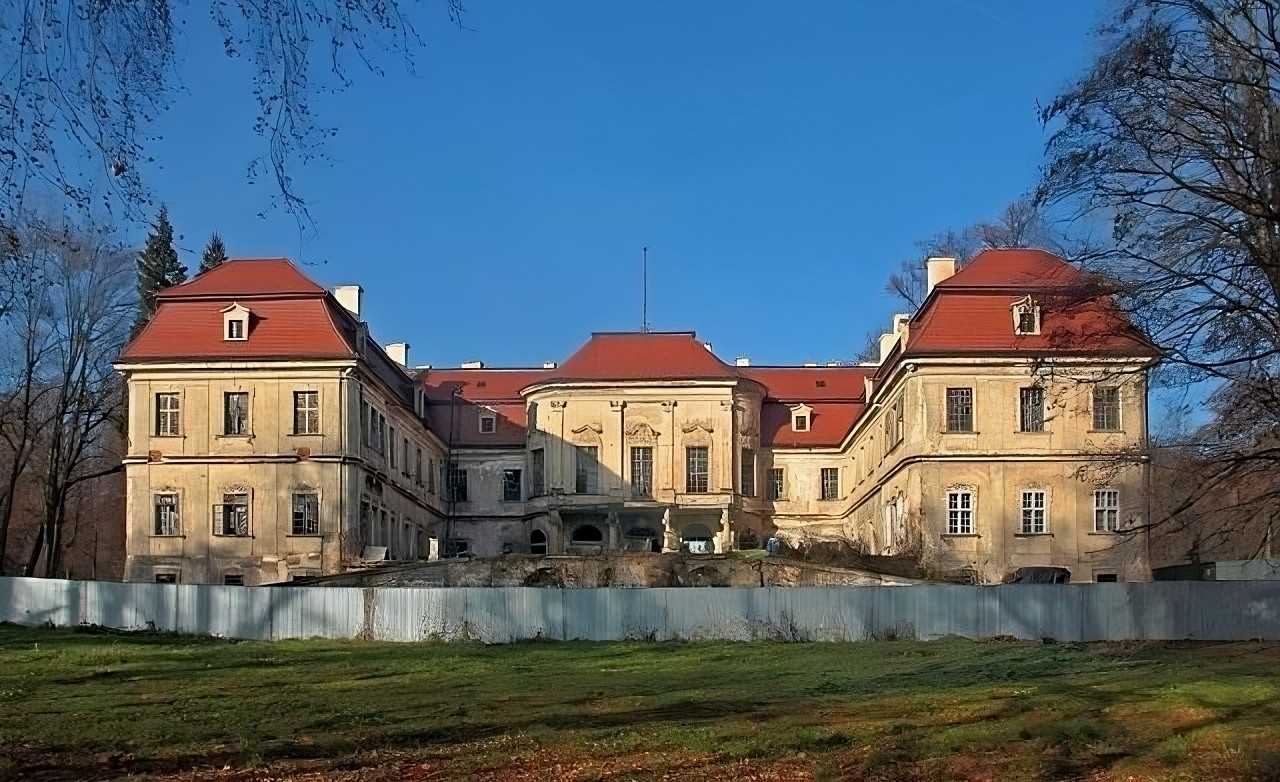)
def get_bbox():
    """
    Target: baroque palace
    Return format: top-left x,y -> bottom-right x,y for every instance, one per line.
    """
116,249 -> 1159,585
